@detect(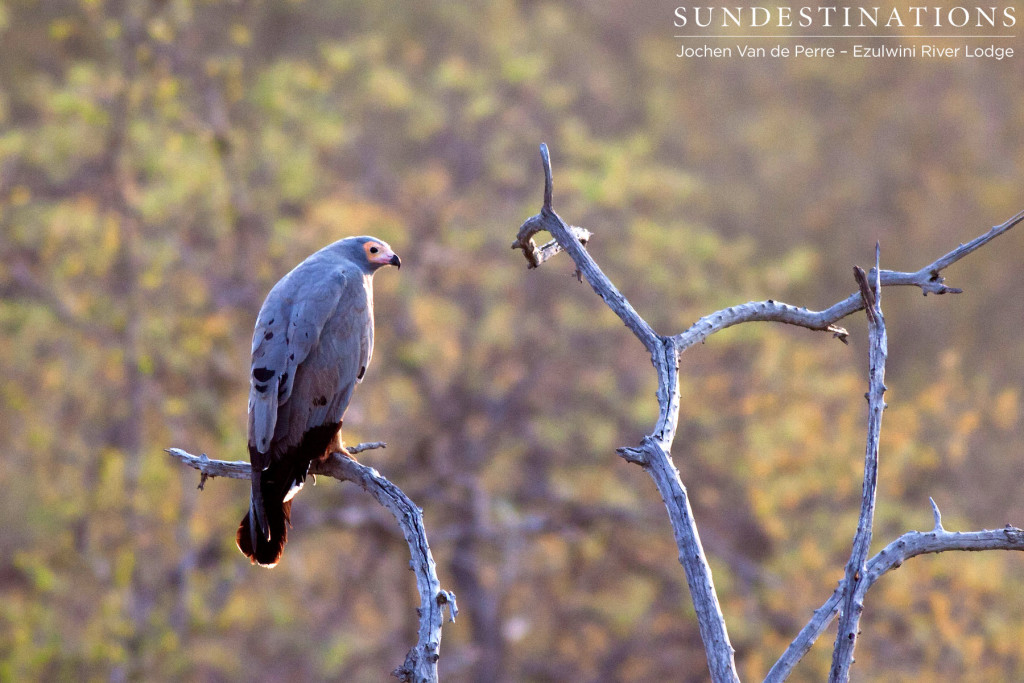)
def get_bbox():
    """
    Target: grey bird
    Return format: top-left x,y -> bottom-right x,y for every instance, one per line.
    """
237,236 -> 401,567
